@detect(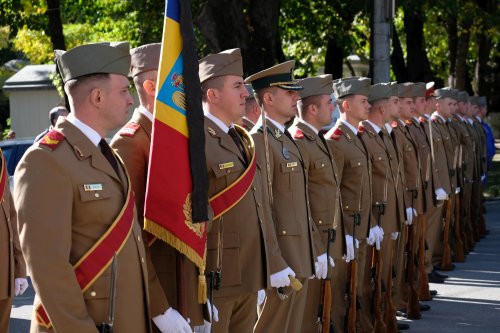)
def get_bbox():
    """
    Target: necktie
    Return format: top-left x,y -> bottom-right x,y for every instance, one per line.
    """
228,127 -> 248,165
99,139 -> 120,175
